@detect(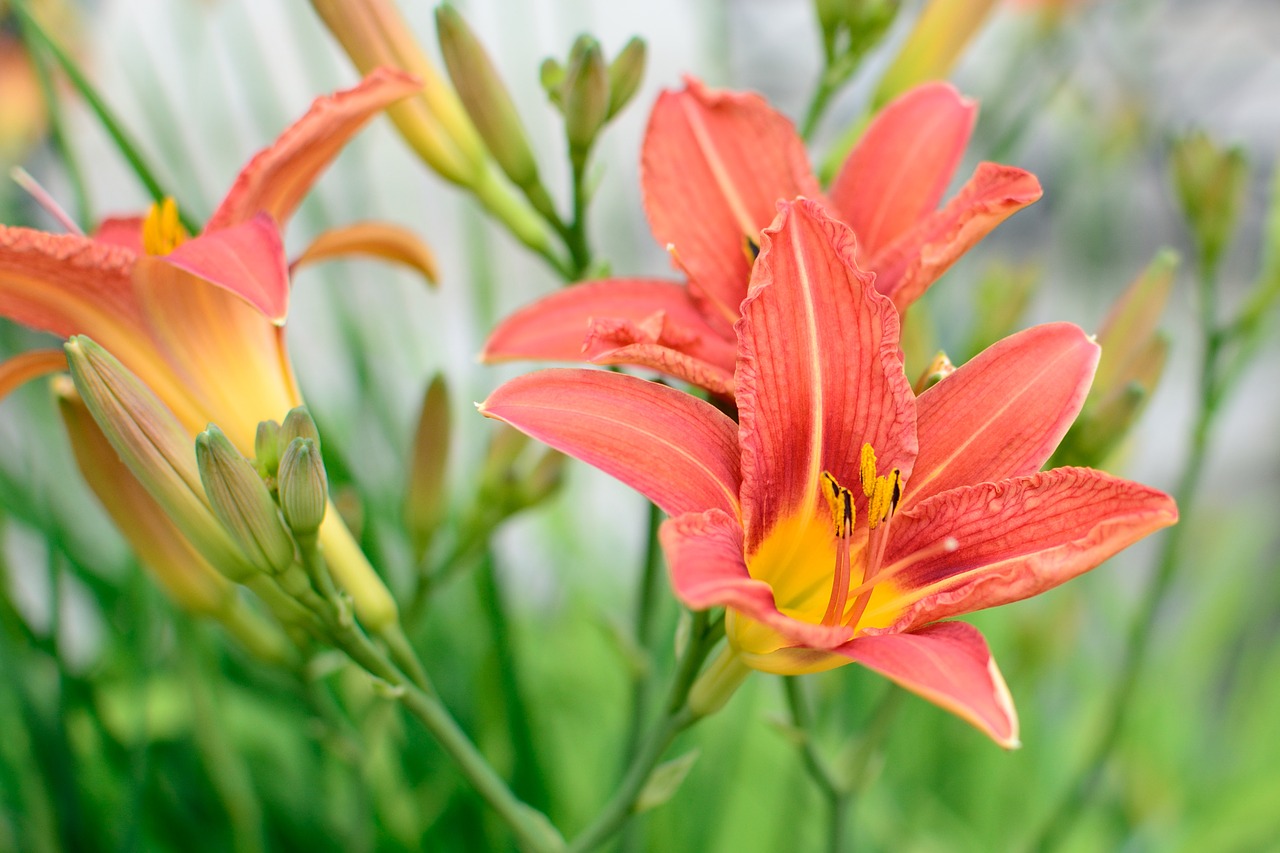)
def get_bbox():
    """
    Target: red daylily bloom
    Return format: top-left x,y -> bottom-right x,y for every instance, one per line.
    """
481,200 -> 1176,745
482,79 -> 1042,397
0,69 -> 422,629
